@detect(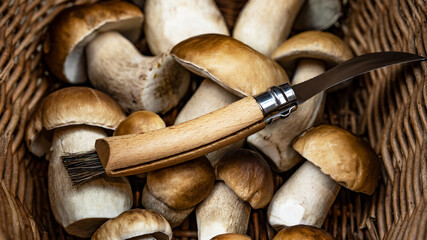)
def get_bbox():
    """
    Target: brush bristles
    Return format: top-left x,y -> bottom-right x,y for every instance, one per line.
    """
61,151 -> 105,187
